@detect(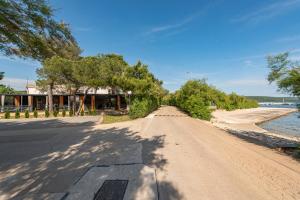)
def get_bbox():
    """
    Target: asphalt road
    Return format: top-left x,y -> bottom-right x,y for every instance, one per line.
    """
0,106 -> 299,200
